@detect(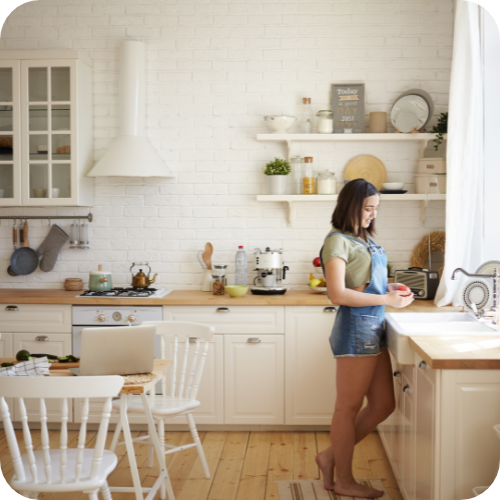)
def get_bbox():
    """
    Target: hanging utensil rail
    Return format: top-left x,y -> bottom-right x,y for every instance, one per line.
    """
0,214 -> 93,222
